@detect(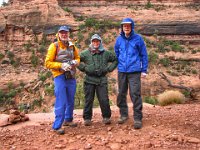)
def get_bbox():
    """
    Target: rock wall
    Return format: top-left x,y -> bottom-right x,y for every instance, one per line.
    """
0,0 -> 78,49
58,0 -> 199,6
0,0 -> 199,49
